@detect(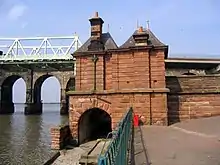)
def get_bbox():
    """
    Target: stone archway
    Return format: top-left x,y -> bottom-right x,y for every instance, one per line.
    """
34,74 -> 53,104
78,108 -> 112,144
66,77 -> 75,92
31,74 -> 61,114
0,75 -> 26,114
